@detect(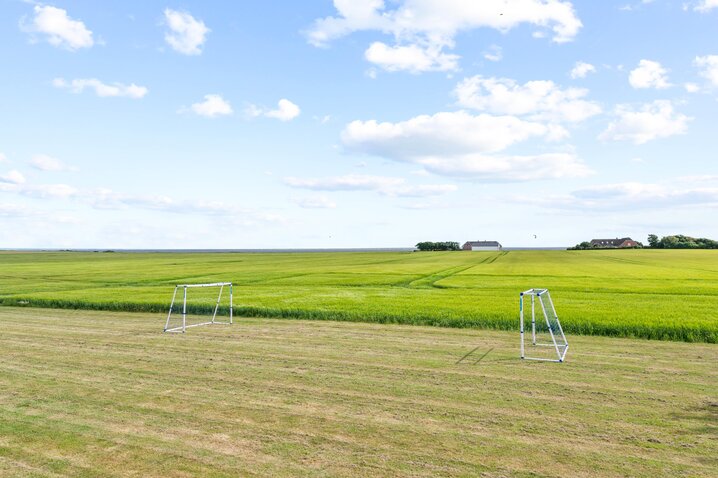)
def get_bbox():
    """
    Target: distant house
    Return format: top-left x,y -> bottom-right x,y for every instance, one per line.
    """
589,237 -> 640,248
462,240 -> 502,251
